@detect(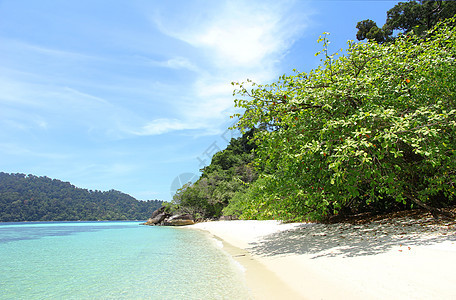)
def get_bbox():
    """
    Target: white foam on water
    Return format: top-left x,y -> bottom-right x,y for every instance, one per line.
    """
212,237 -> 224,249
232,258 -> 247,273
